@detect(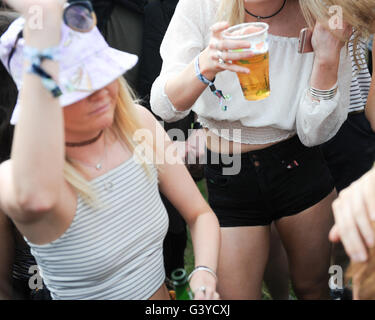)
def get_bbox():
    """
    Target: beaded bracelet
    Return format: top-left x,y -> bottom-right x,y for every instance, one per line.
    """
187,265 -> 218,283
24,46 -> 63,98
